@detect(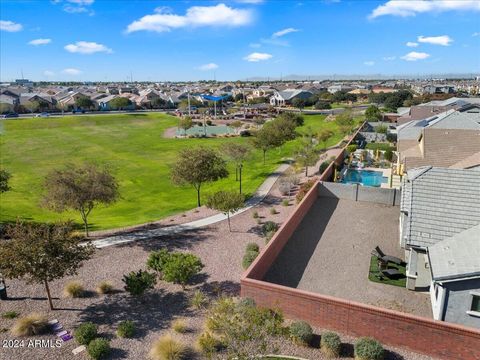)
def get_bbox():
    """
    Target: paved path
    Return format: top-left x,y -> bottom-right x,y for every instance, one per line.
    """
91,162 -> 291,248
